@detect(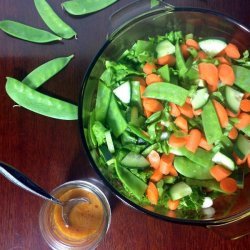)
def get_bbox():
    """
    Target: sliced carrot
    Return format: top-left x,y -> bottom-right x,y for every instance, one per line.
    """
167,199 -> 180,211
216,49 -> 226,57
215,56 -> 231,65
143,62 -> 156,75
193,108 -> 202,116
169,102 -> 181,117
147,150 -> 161,169
248,155 -> 250,168
157,54 -> 176,66
134,76 -> 146,86
225,43 -> 241,59
186,129 -> 202,153
144,109 -> 152,118
210,165 -> 232,182
212,99 -> 229,128
181,44 -> 189,59
198,62 -> 219,88
220,177 -> 238,193
140,84 -> 146,97
196,51 -> 207,60
145,73 -> 163,85
178,102 -> 194,118
150,168 -> 163,182
233,152 -> 247,165
166,210 -> 177,218
207,83 -> 217,93
142,98 -> 163,113
168,134 -> 187,148
159,153 -> 174,175
169,165 -> 178,176
186,38 -> 199,50
218,64 -> 235,86
226,108 -> 239,117
146,181 -> 159,205
174,116 -> 188,132
228,127 -> 238,140
199,136 -> 212,151
235,113 -> 250,129
244,93 -> 250,99
240,99 -> 250,112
